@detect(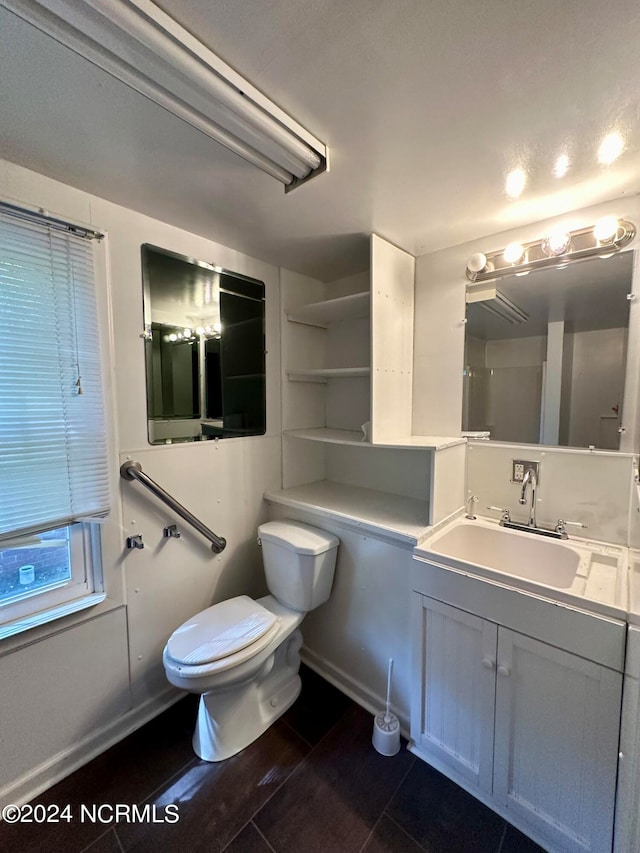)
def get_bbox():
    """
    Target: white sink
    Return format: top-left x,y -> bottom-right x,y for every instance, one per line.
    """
424,520 -> 581,589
